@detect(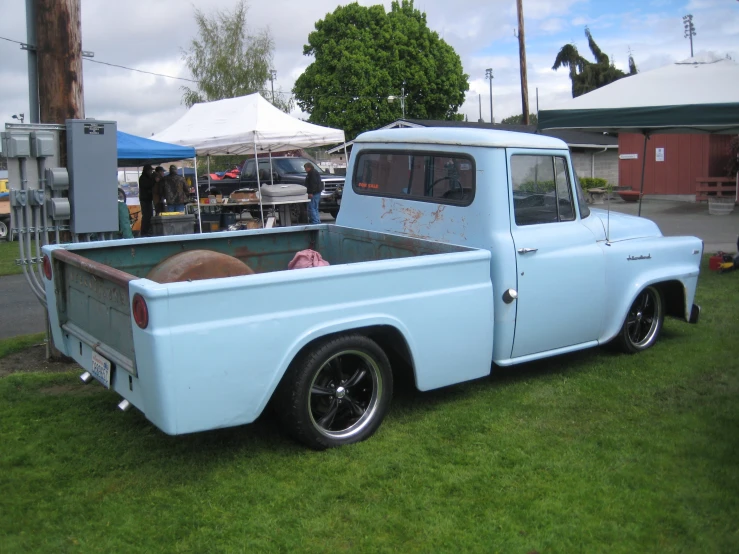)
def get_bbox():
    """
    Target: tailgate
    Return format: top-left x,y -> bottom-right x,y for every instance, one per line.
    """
52,249 -> 138,376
